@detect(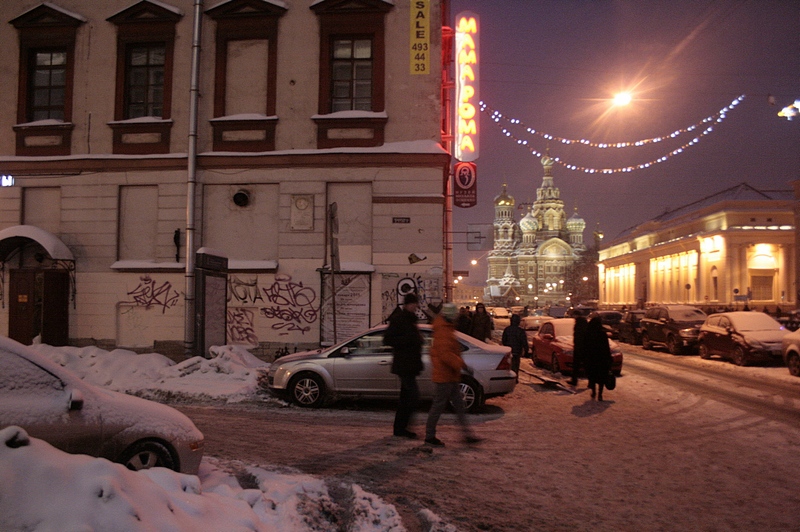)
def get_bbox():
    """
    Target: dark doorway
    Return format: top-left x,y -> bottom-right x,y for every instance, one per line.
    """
9,269 -> 69,346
